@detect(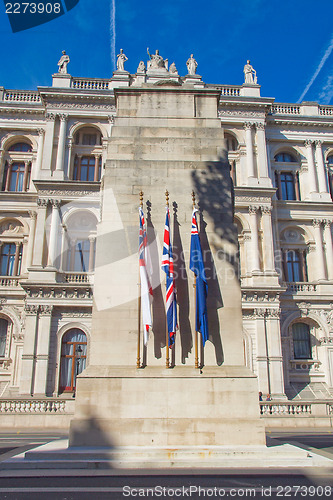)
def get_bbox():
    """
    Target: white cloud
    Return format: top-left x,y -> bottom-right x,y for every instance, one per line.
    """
318,74 -> 333,105
110,0 -> 116,72
297,34 -> 333,103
